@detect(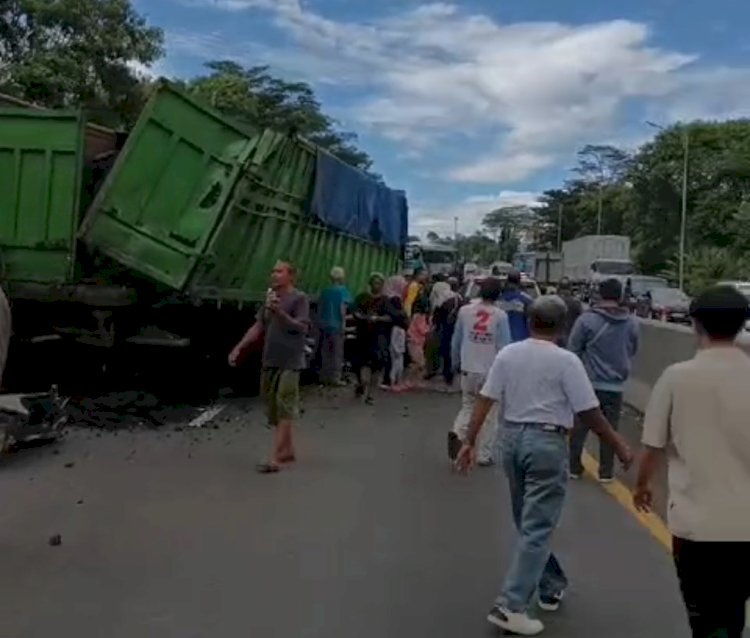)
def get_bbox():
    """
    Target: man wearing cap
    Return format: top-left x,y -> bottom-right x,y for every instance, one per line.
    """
499,270 -> 533,342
